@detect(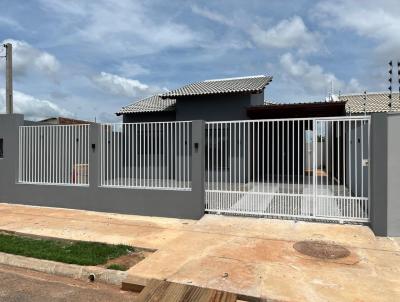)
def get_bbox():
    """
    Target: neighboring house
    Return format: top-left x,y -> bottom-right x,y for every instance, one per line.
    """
38,117 -> 93,125
340,92 -> 400,114
23,116 -> 93,126
117,75 -> 272,122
